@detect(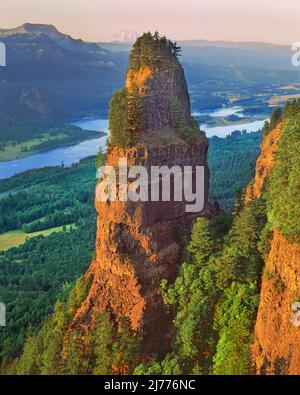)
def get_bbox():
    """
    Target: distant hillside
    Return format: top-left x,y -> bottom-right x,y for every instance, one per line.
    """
101,38 -> 294,71
0,24 -> 128,120
179,40 -> 294,71
99,37 -> 298,110
0,24 -> 299,122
